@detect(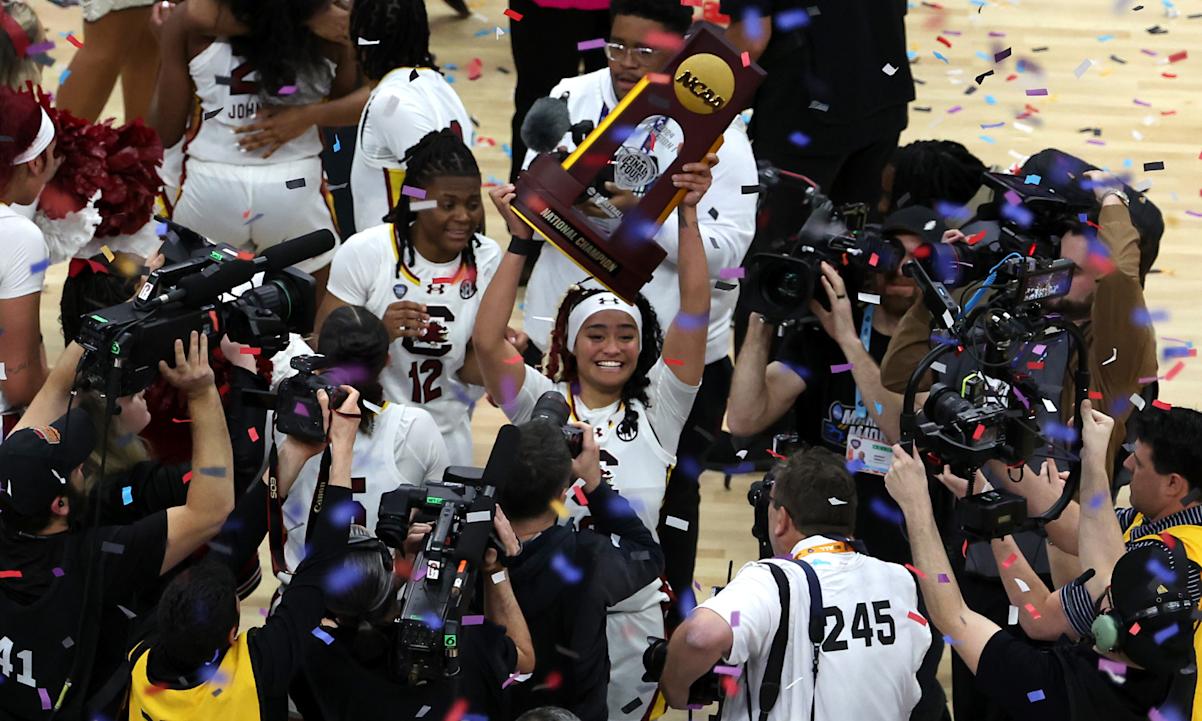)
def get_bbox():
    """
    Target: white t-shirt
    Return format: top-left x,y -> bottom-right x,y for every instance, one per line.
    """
520,68 -> 758,365
188,40 -> 334,165
503,358 -> 698,544
701,536 -> 930,721
275,401 -> 448,577
350,67 -> 474,229
0,204 -> 48,414
326,223 -> 502,466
